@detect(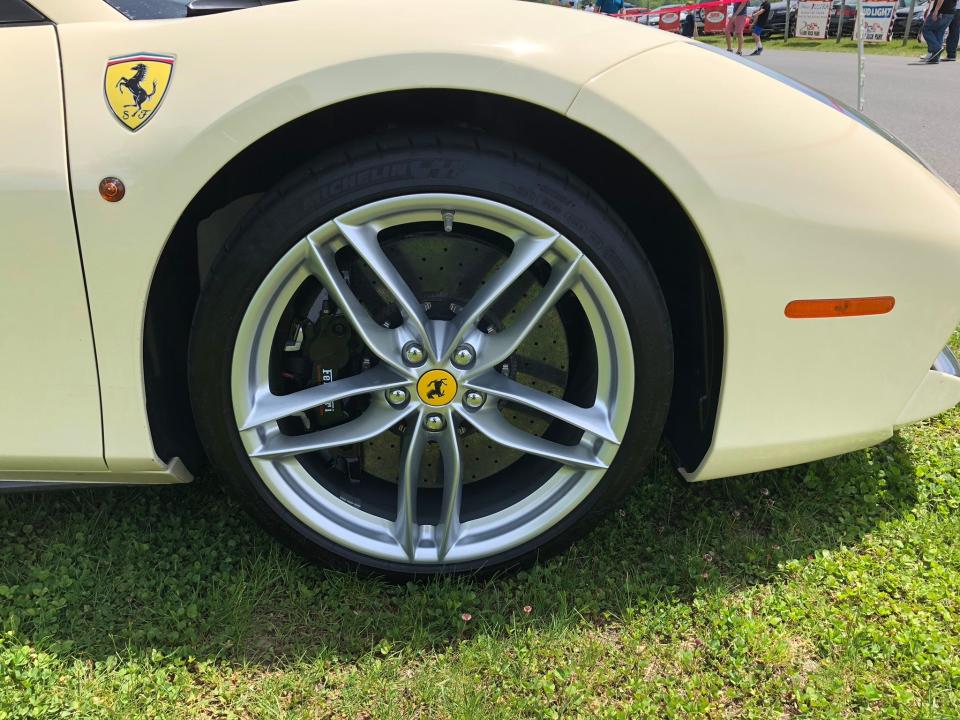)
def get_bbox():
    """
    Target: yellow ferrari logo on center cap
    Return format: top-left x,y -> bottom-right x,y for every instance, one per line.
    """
417,370 -> 457,406
104,53 -> 175,132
